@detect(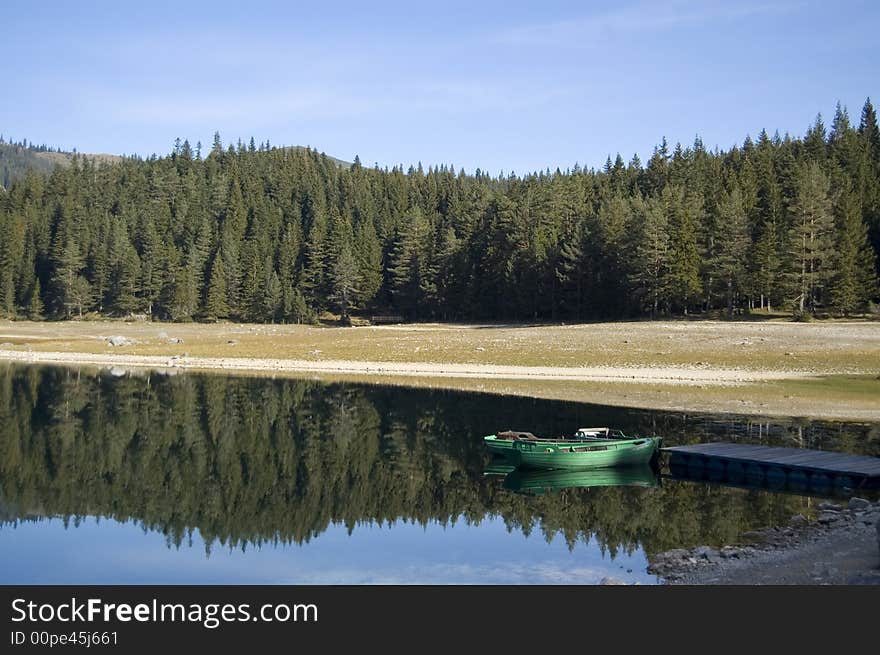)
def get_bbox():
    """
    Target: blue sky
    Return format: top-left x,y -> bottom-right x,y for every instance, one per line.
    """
0,516 -> 656,584
2,0 -> 877,174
